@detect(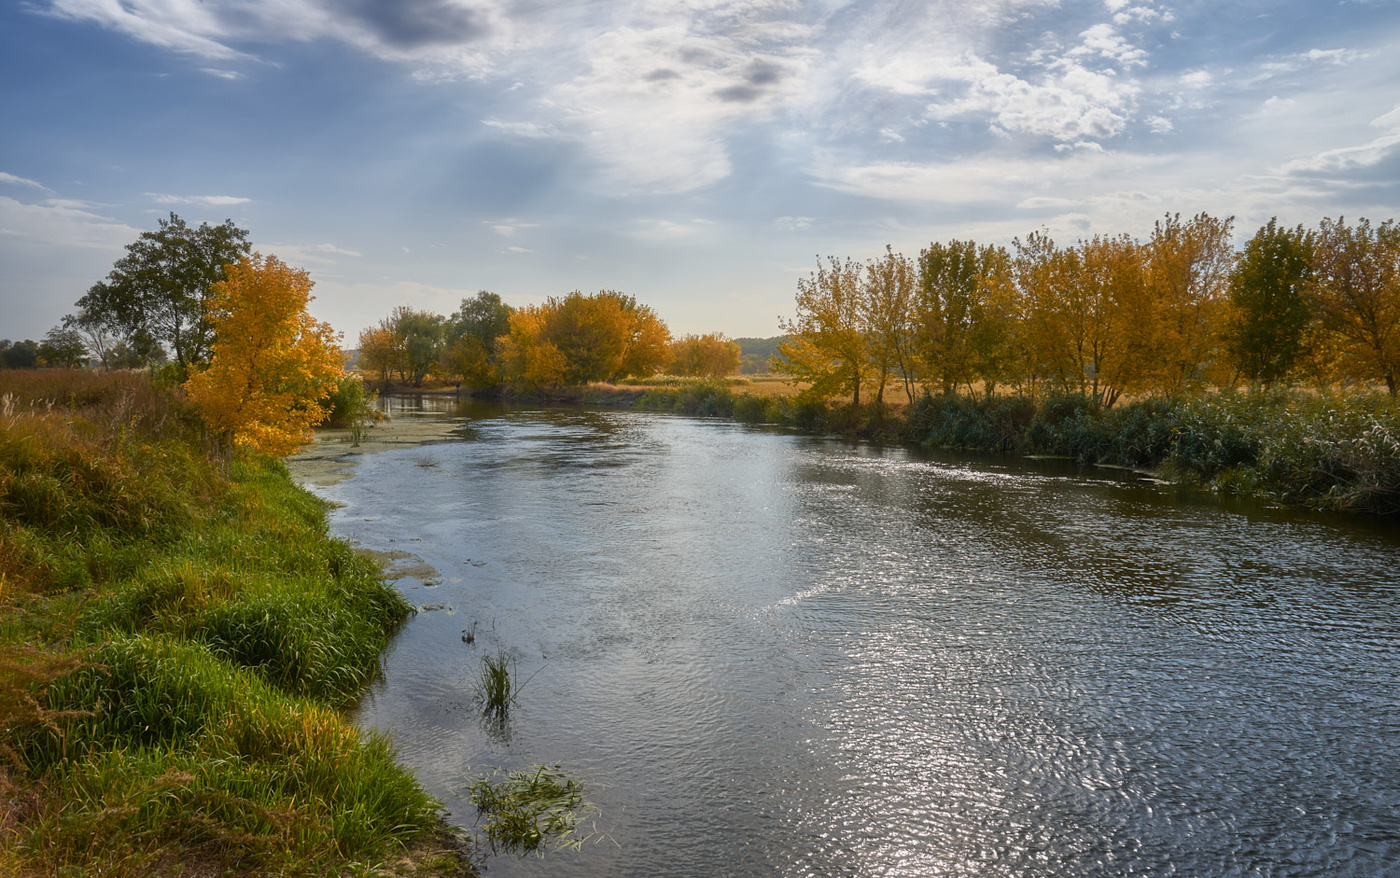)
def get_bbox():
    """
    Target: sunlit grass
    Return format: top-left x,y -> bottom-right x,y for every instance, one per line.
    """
0,371 -> 456,876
